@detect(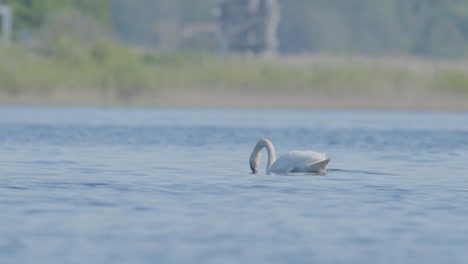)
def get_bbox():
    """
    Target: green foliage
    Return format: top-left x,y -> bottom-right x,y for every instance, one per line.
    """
4,0 -> 111,31
34,9 -> 111,58
5,0 -> 71,30
2,41 -> 468,99
0,46 -> 57,93
434,69 -> 468,93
